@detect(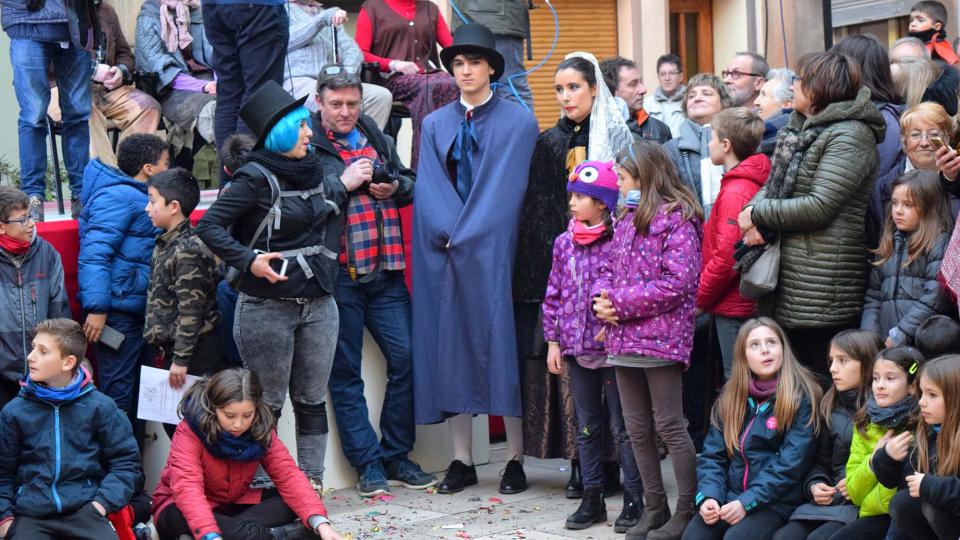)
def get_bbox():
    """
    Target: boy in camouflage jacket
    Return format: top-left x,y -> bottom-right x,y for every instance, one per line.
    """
143,168 -> 222,407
